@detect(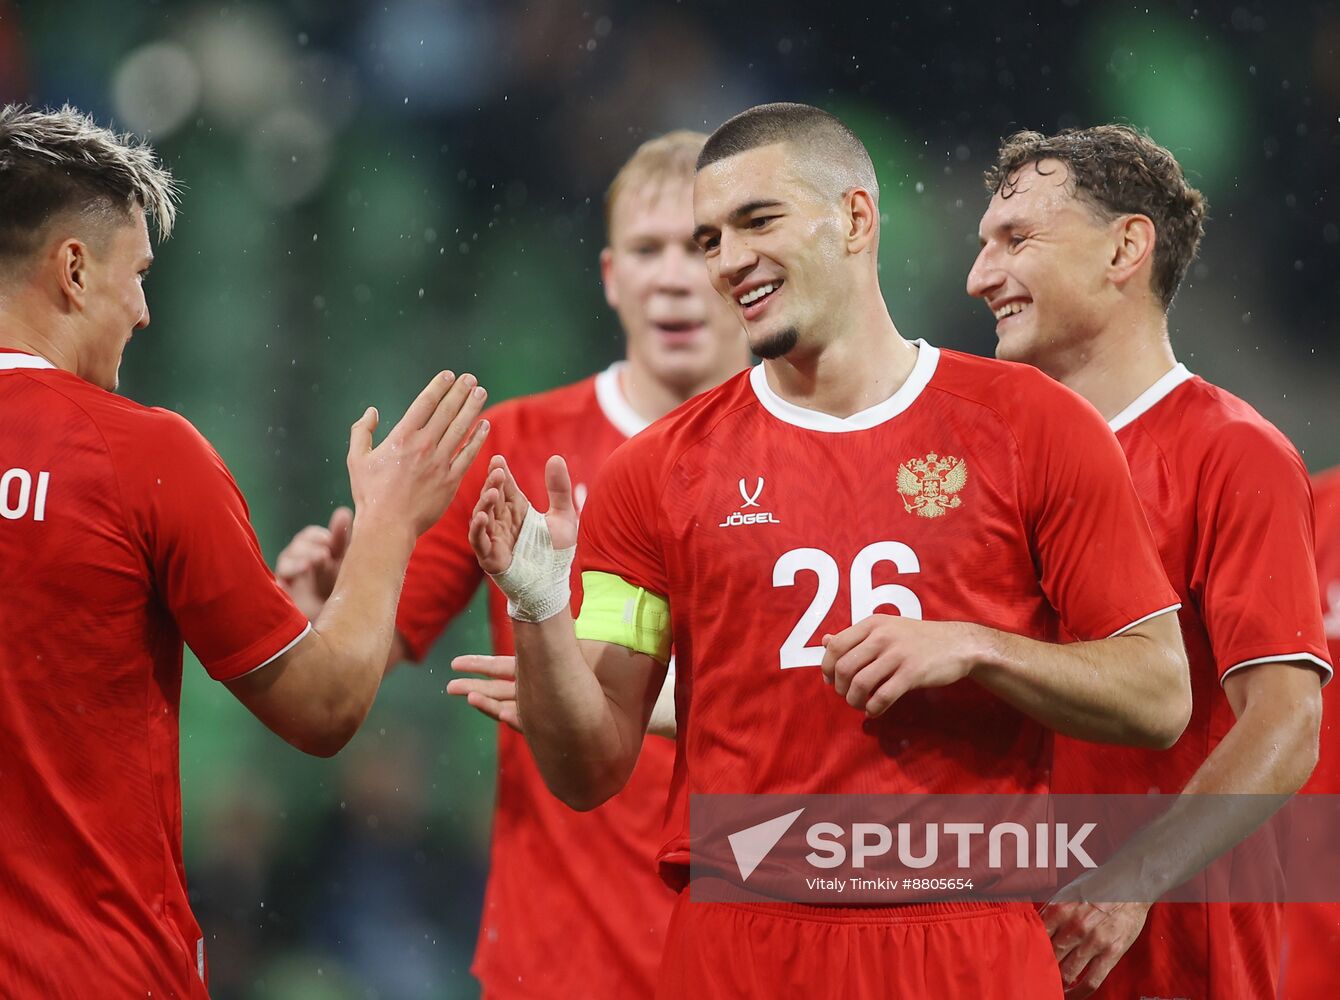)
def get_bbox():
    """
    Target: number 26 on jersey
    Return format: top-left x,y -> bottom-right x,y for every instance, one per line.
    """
773,541 -> 922,669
